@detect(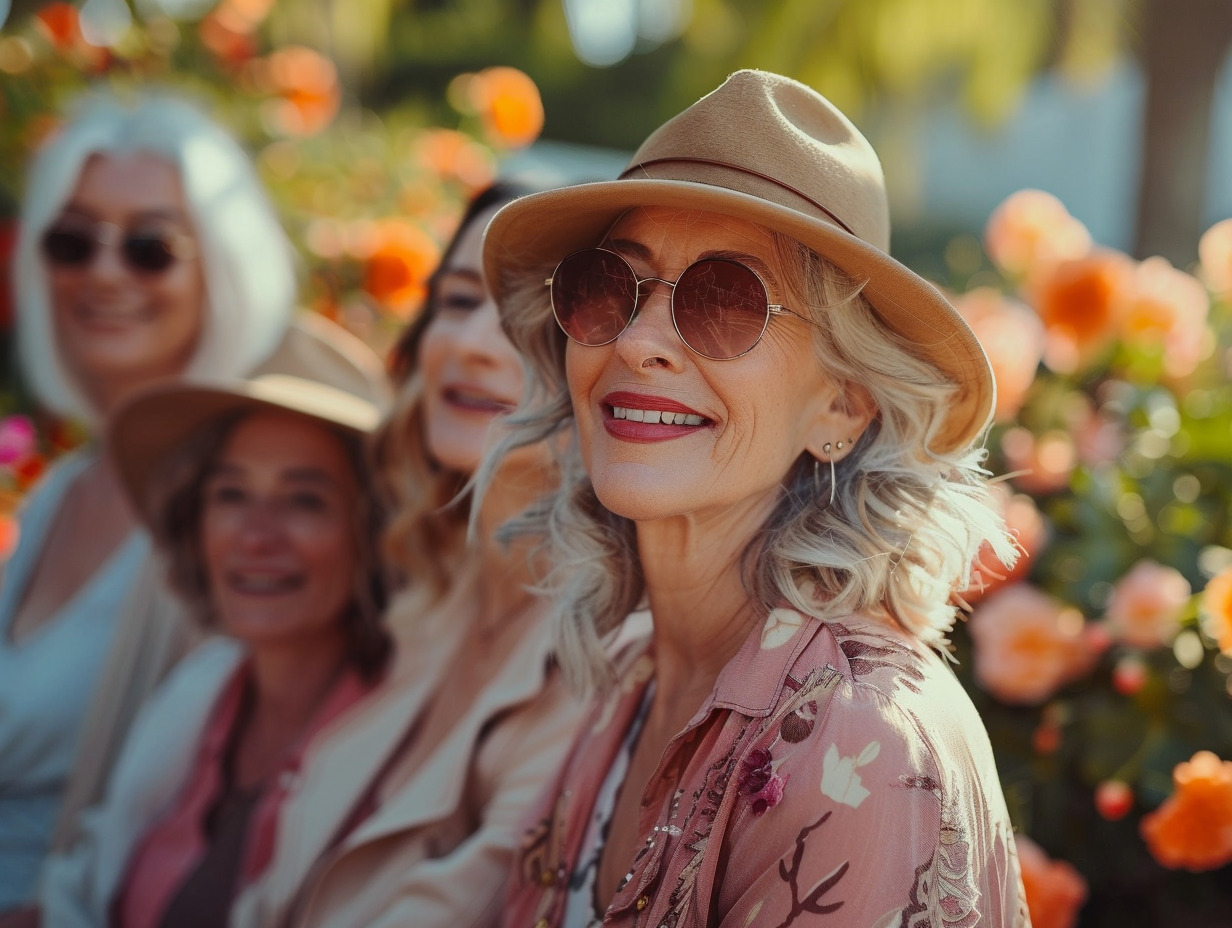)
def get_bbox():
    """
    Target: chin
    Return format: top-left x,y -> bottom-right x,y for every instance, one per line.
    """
590,470 -> 695,524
